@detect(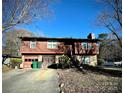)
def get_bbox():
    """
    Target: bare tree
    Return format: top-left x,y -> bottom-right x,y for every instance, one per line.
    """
2,0 -> 55,31
98,33 -> 122,65
96,0 -> 122,47
2,29 -> 35,56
